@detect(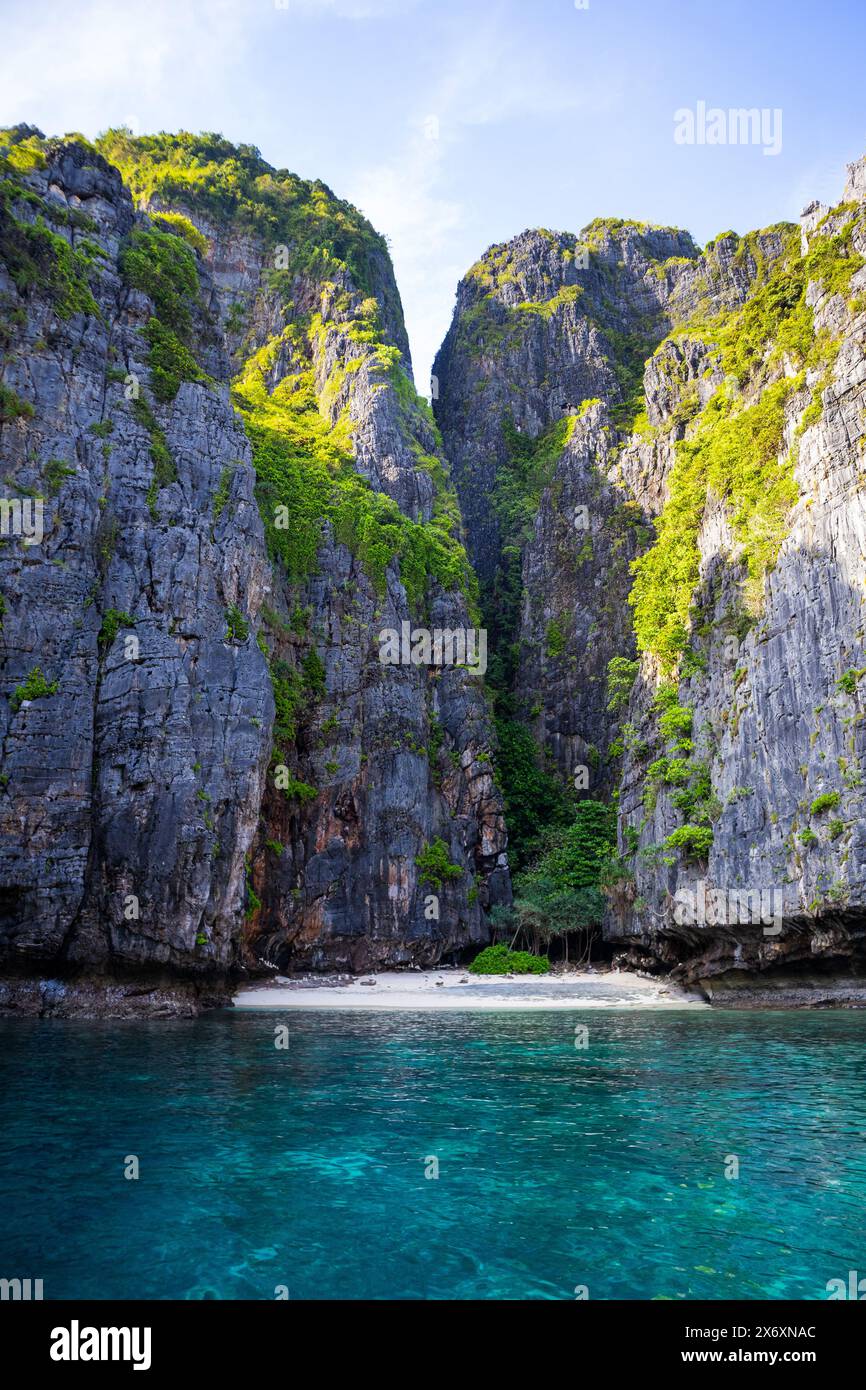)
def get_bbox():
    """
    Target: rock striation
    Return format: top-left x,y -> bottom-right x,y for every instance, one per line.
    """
0,128 -> 508,1013
5,122 -> 866,1012
436,165 -> 866,1004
